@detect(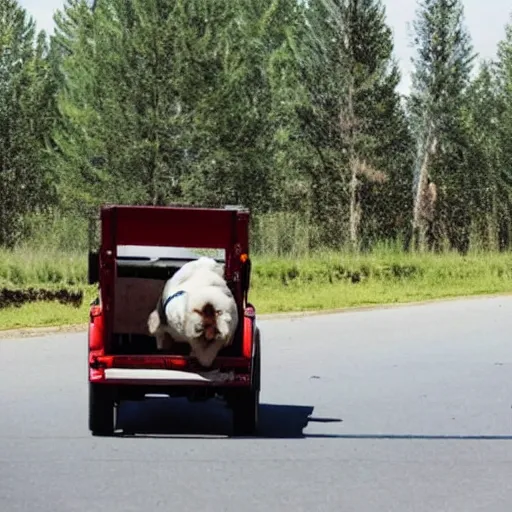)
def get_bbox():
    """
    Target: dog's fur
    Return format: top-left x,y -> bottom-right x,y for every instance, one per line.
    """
147,257 -> 238,367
